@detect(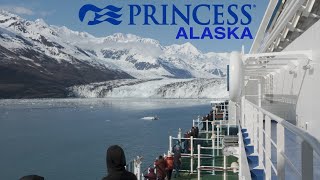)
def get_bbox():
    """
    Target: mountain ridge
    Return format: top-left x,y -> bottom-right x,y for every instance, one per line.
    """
0,10 -> 229,98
